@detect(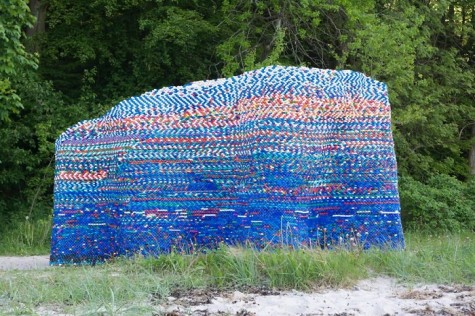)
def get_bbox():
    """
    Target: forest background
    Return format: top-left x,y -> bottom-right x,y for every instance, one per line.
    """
1,0 -> 474,250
